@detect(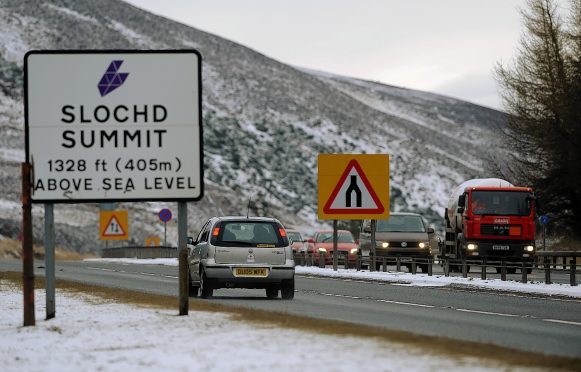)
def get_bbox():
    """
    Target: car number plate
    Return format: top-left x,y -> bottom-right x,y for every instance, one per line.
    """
492,245 -> 510,250
234,268 -> 268,277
